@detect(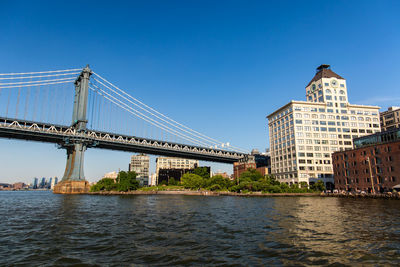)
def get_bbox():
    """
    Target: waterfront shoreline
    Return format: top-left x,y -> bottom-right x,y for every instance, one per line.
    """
322,192 -> 400,200
88,190 -> 321,197
87,190 -> 400,199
